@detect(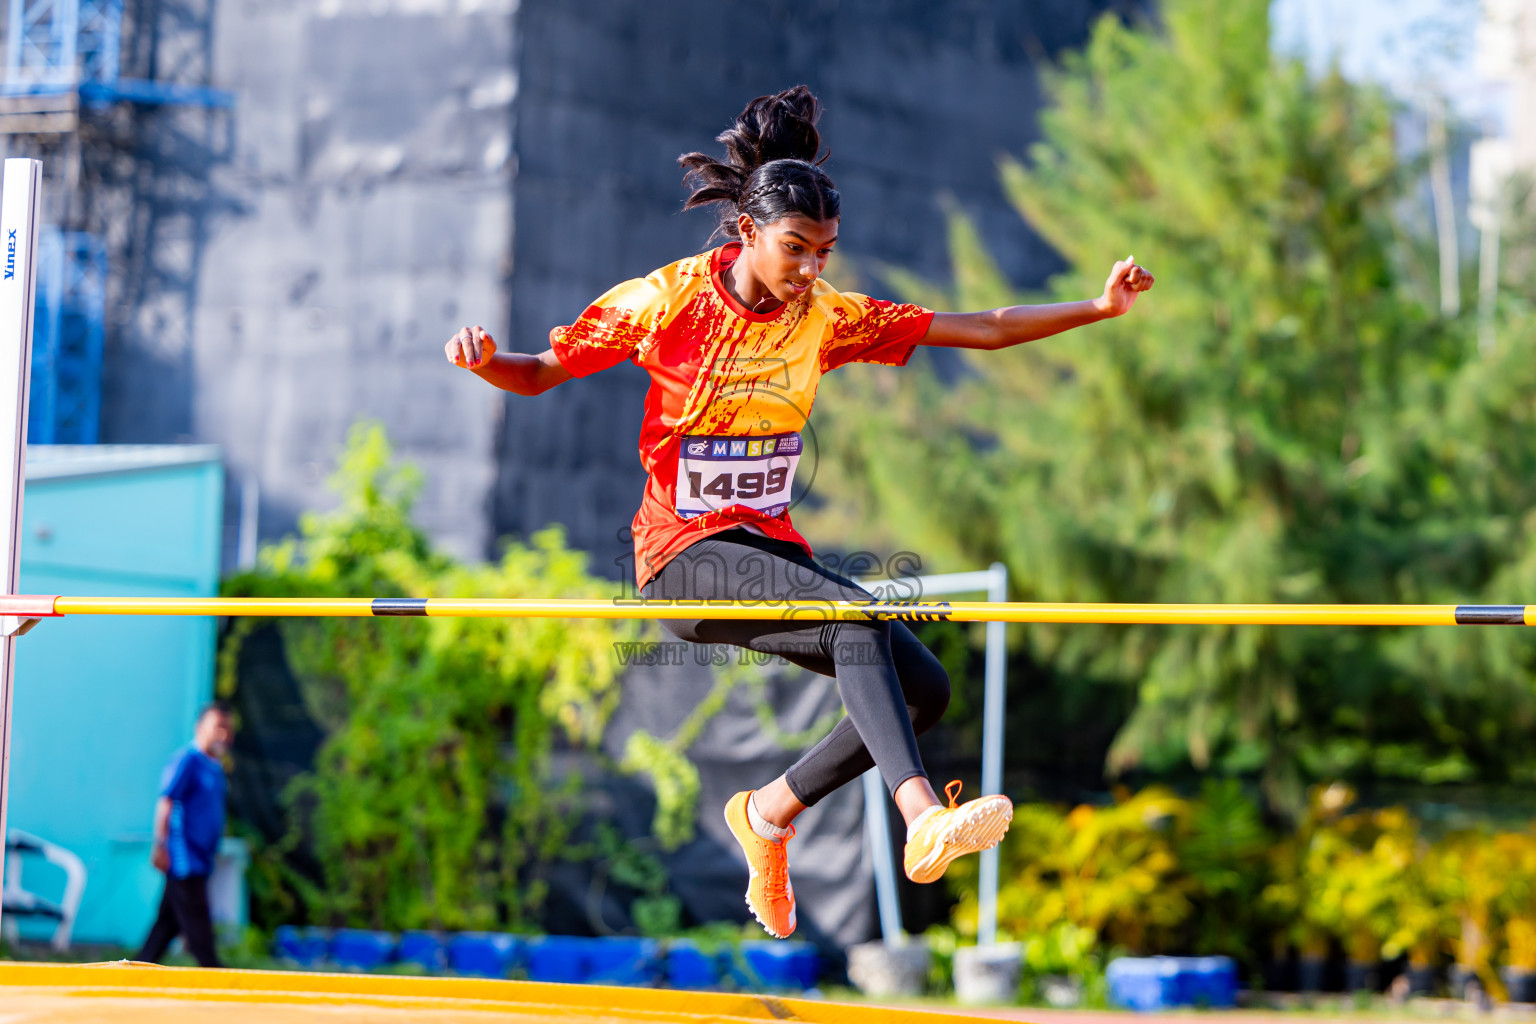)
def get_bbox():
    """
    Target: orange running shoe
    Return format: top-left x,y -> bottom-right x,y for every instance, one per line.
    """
724,790 -> 796,939
903,780 -> 1014,884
